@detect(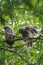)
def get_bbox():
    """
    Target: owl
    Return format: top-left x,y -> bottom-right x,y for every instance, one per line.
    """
4,26 -> 15,48
19,26 -> 37,47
